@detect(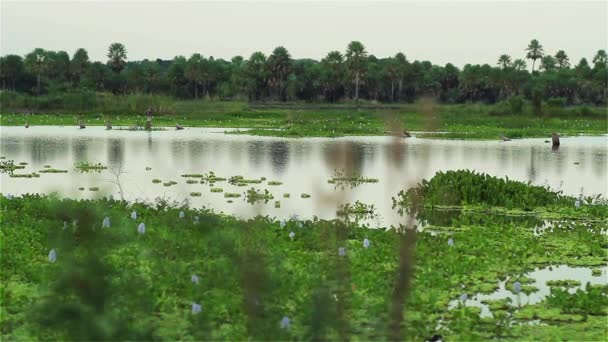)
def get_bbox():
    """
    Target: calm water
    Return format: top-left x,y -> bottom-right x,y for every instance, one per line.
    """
1,127 -> 606,227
